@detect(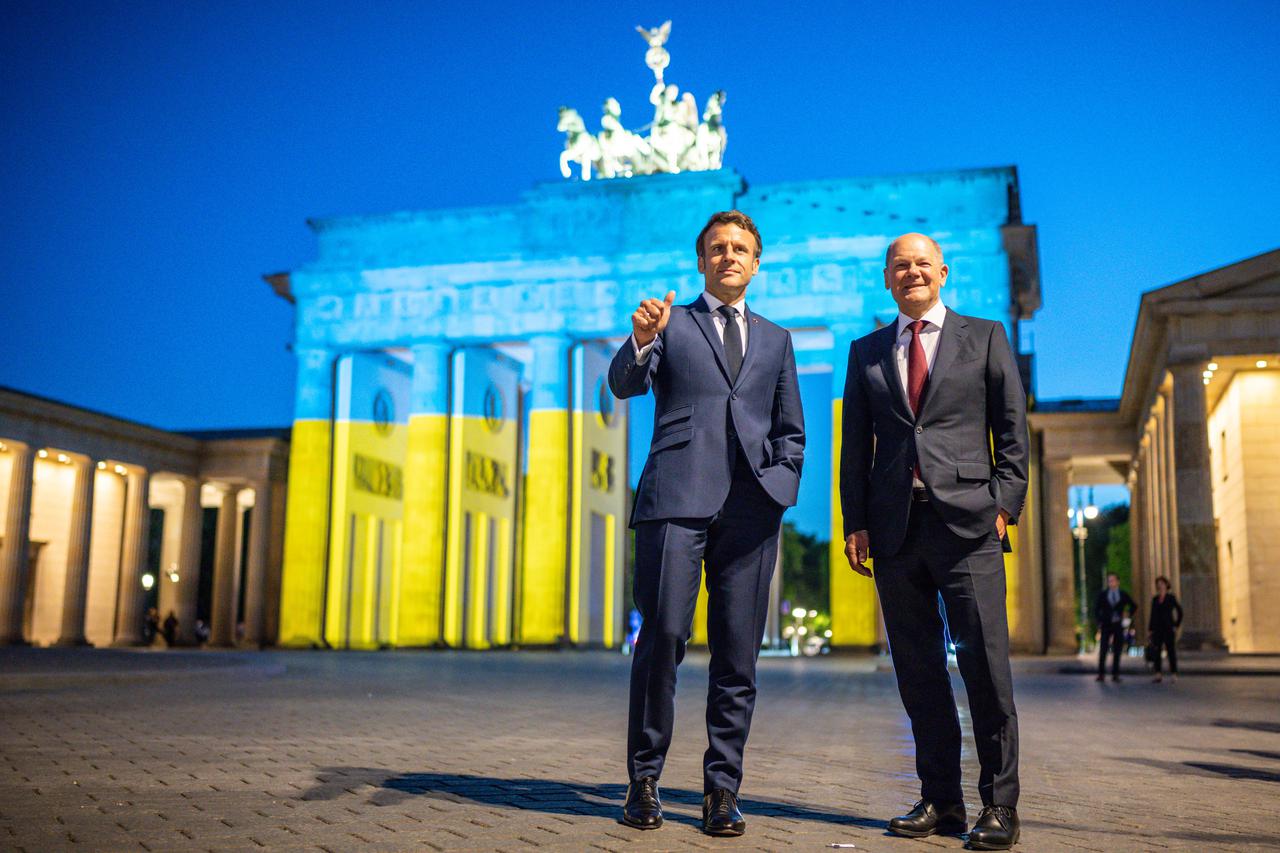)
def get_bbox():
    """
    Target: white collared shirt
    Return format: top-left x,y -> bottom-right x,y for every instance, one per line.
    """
894,299 -> 947,487
893,299 -> 948,401
632,291 -> 748,362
